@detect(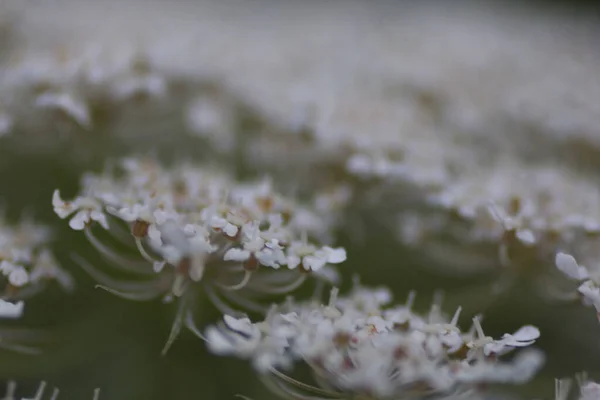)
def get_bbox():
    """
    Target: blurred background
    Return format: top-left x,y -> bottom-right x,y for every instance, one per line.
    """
1,1 -> 600,399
